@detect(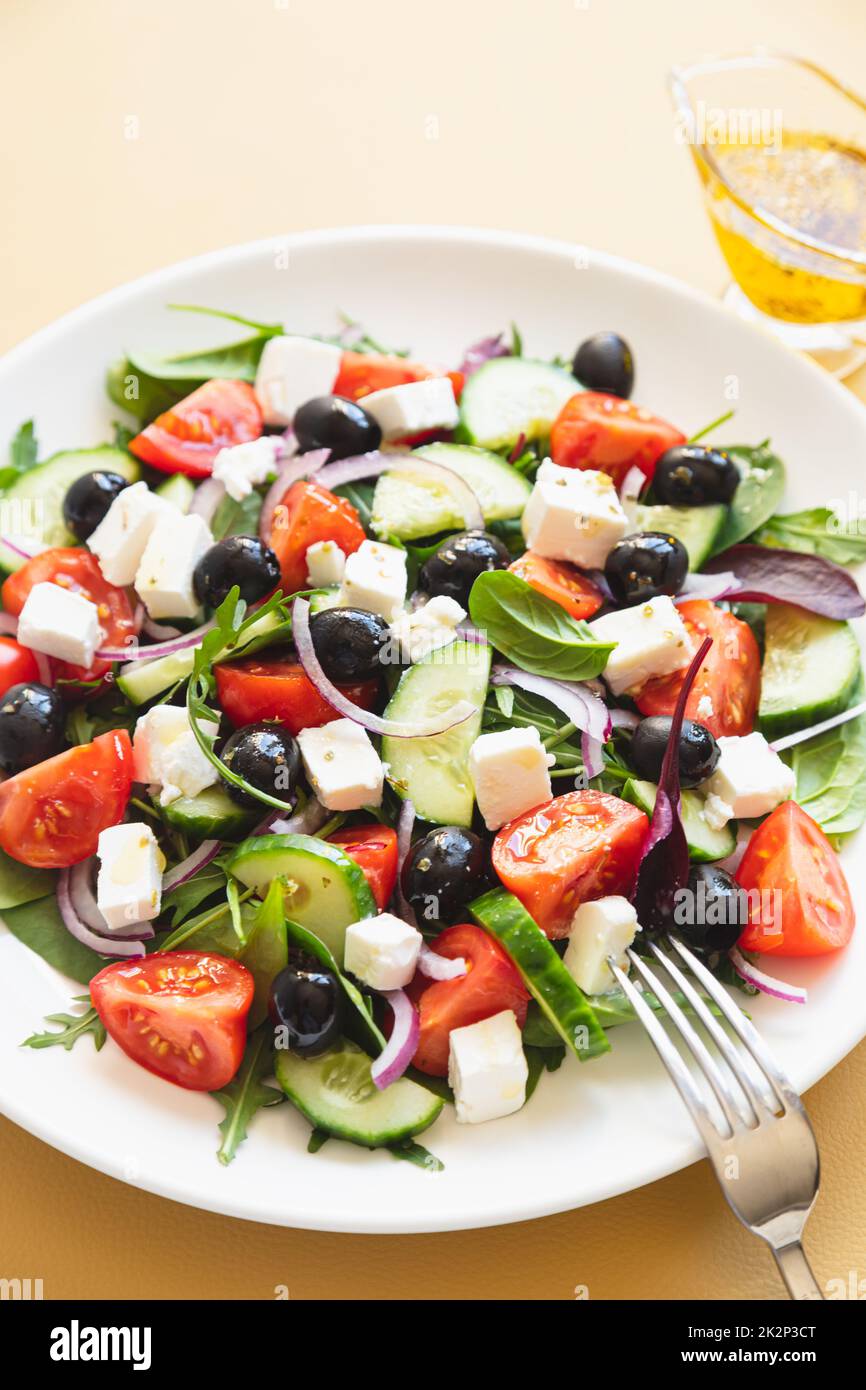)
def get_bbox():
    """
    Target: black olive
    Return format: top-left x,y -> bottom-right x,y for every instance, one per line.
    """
572,332 -> 634,398
653,445 -> 740,507
604,531 -> 688,605
674,864 -> 749,956
193,535 -> 280,609
309,607 -> 390,684
401,826 -> 488,928
630,716 -> 720,789
0,681 -> 67,773
268,947 -> 343,1057
220,721 -> 301,807
418,530 -> 510,607
294,395 -> 382,460
62,471 -> 130,542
